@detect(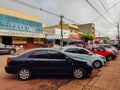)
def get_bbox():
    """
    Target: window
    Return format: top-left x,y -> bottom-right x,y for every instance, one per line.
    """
29,50 -> 48,59
65,48 -> 77,53
48,50 -> 66,59
77,49 -> 89,54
